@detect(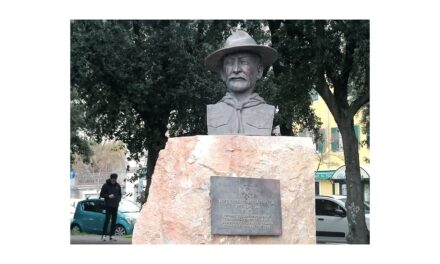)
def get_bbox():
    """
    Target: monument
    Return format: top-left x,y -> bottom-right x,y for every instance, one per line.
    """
132,30 -> 316,244
205,30 -> 277,136
210,176 -> 282,236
